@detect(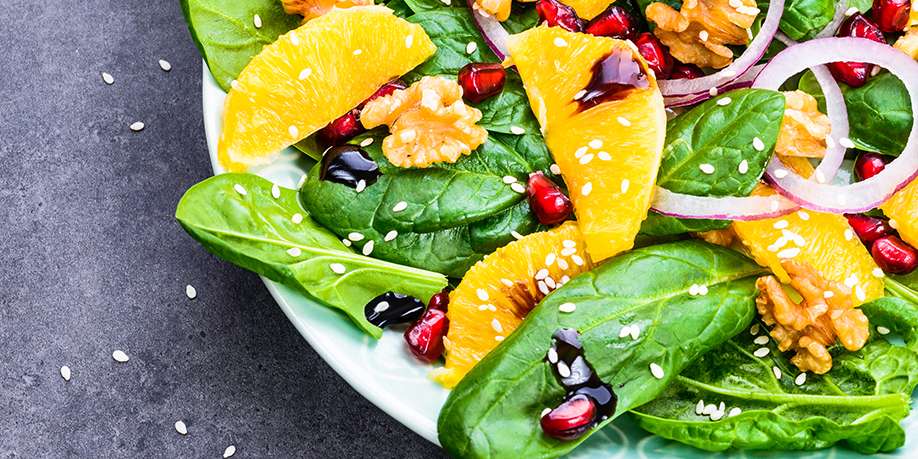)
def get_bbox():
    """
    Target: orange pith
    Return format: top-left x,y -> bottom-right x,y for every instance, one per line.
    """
217,6 -> 436,171
433,222 -> 592,388
507,26 -> 667,262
